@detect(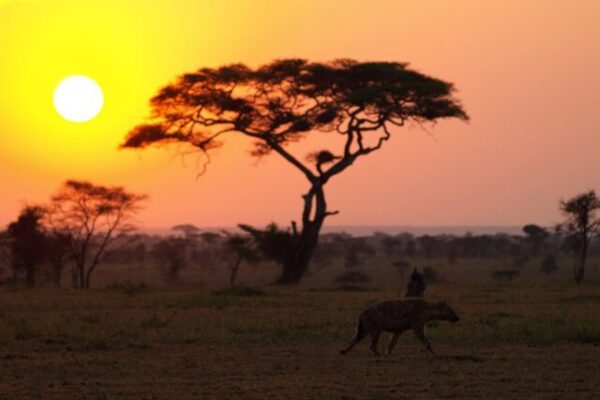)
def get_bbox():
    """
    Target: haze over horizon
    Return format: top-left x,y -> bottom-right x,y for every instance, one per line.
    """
1,0 -> 599,229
